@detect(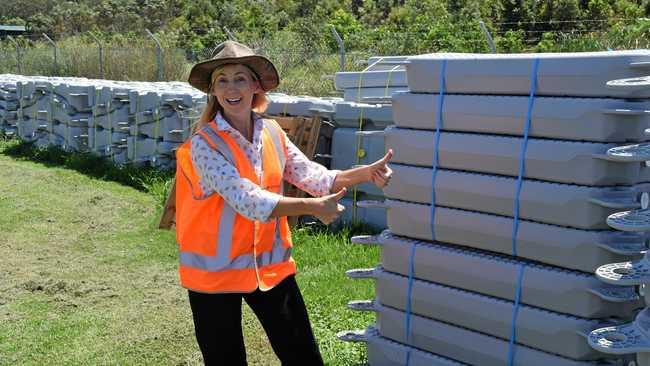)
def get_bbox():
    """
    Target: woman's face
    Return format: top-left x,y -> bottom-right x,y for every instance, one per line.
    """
210,64 -> 261,115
